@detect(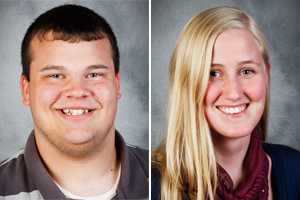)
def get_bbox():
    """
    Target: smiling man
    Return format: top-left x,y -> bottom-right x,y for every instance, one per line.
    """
0,4 -> 148,200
